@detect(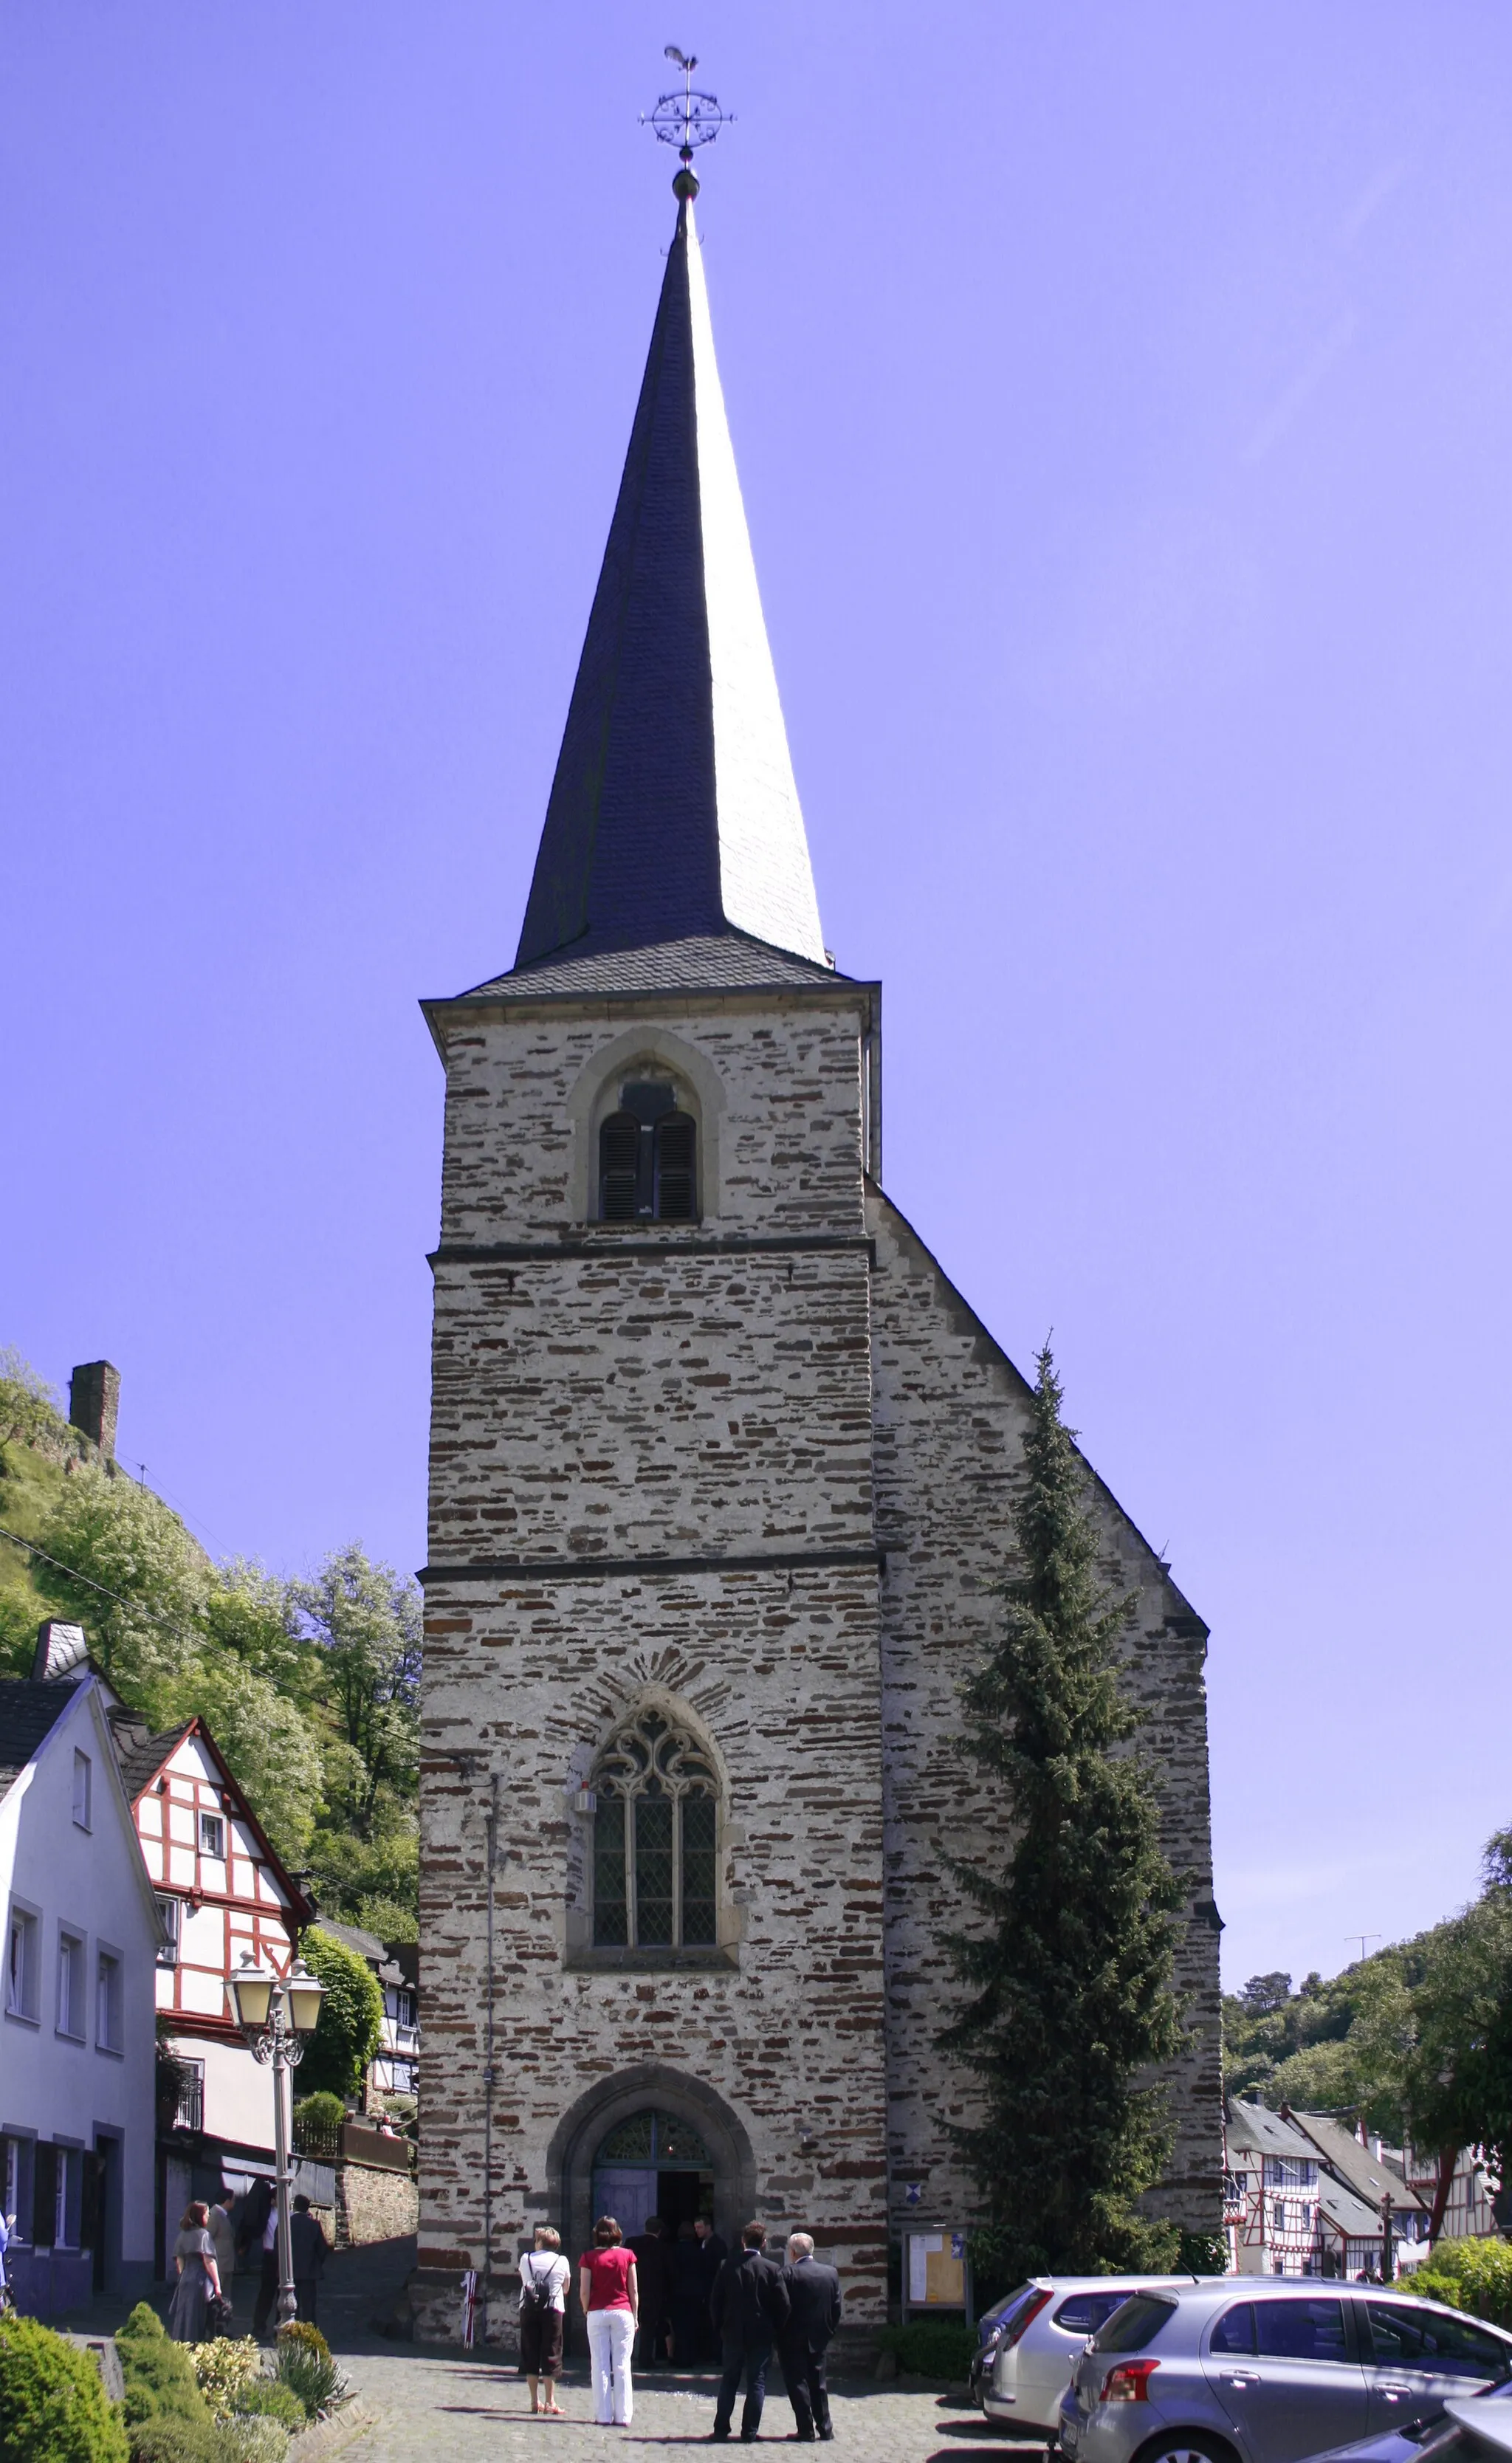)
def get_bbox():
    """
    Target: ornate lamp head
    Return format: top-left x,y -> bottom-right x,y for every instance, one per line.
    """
227,1951 -> 275,2033
284,1957 -> 326,2038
